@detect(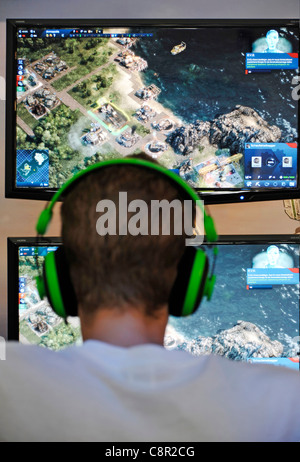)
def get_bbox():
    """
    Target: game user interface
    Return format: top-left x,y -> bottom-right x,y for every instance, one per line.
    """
165,241 -> 300,371
18,245 -> 81,350
14,23 -> 299,195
